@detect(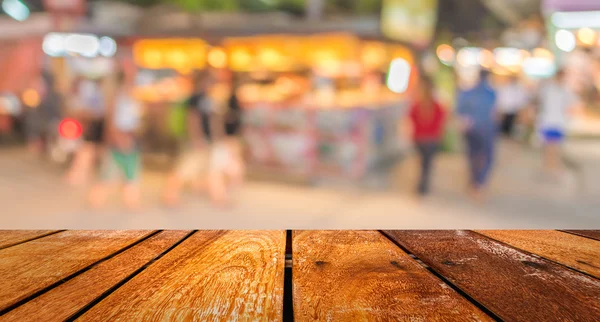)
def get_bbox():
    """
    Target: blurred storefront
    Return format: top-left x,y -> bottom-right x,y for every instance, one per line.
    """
543,0 -> 600,135
129,28 -> 416,180
0,14 -> 50,139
